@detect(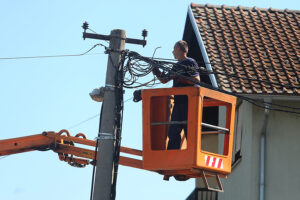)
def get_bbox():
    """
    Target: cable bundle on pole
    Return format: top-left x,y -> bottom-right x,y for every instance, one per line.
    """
120,50 -> 300,116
